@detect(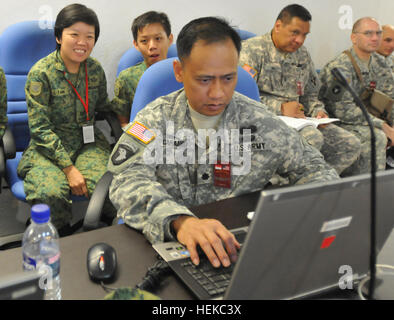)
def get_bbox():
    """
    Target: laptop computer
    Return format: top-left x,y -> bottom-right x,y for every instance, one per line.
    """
0,271 -> 44,300
153,170 -> 394,300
